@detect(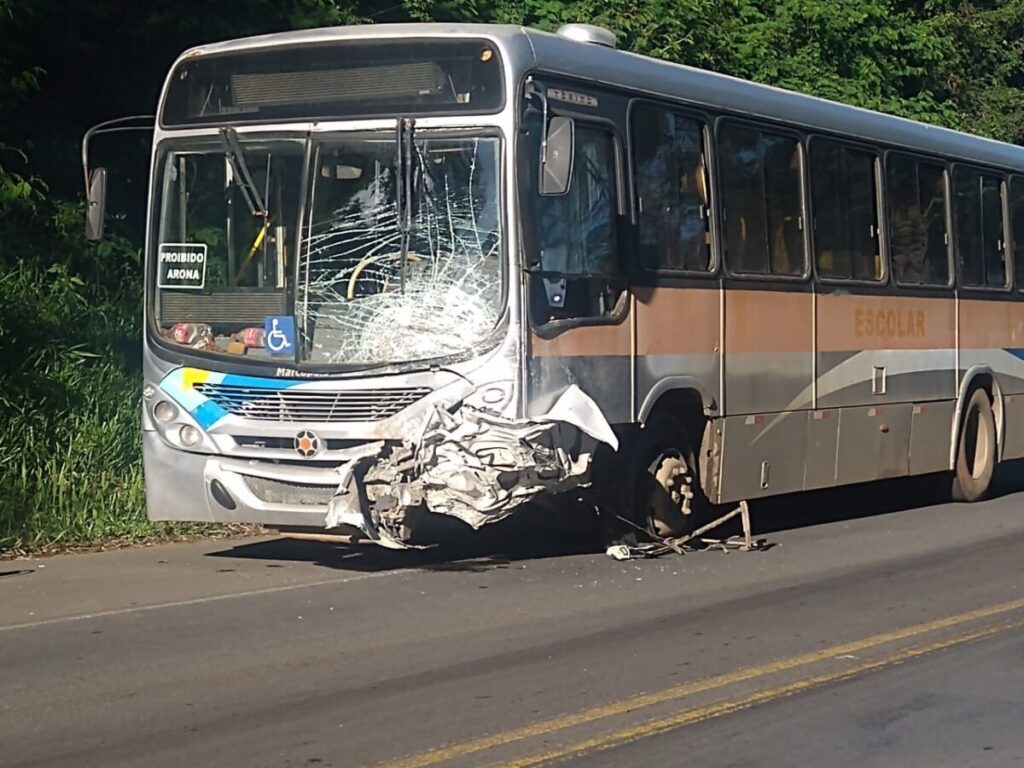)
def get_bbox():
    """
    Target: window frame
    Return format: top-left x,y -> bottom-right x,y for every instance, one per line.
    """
950,162 -> 1012,293
882,149 -> 954,290
806,134 -> 888,287
1008,174 -> 1024,294
714,117 -> 810,283
518,76 -> 633,336
626,97 -> 720,278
